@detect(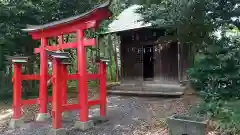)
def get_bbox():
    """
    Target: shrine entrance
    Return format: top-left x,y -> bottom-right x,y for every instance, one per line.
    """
143,45 -> 154,81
